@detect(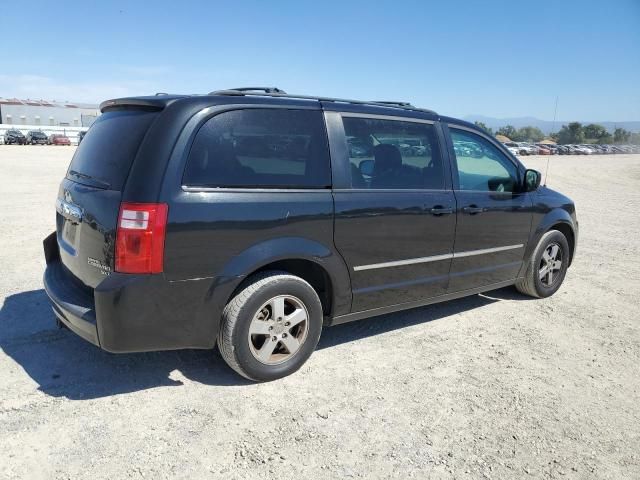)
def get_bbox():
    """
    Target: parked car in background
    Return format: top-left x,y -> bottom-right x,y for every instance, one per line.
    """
574,145 -> 592,155
561,145 -> 574,155
504,142 -> 529,155
3,129 -> 27,145
518,143 -> 537,155
536,144 -> 557,155
505,145 -> 520,156
26,130 -> 49,145
48,134 -> 71,146
536,145 -> 551,155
